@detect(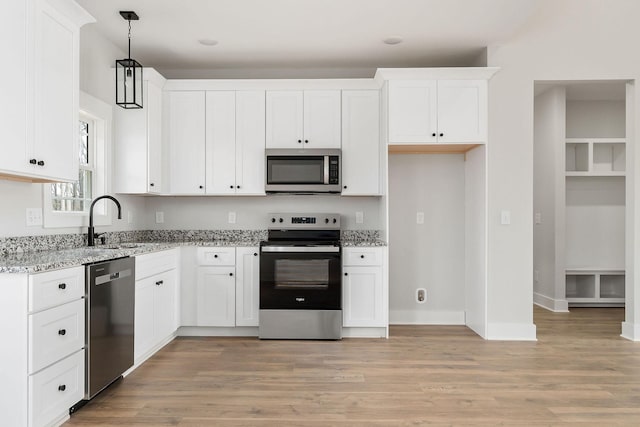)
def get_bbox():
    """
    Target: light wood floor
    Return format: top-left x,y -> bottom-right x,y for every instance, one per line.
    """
65,306 -> 640,426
